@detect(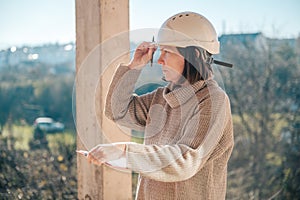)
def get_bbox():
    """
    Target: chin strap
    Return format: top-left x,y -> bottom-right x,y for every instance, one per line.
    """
213,59 -> 233,68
